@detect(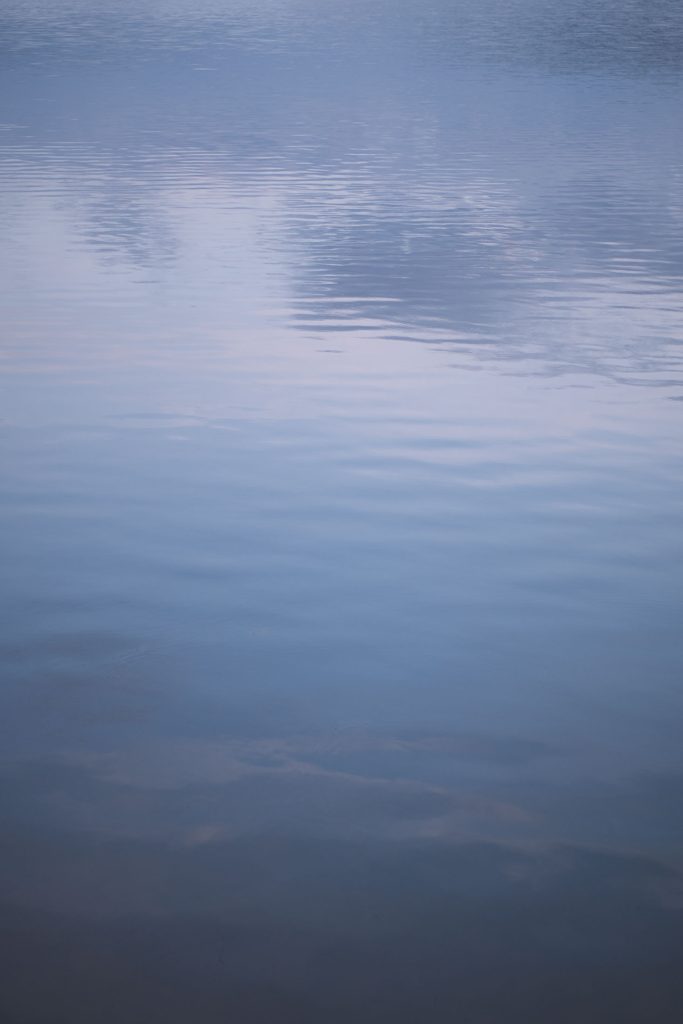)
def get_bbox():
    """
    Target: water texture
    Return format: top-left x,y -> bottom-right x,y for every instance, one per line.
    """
1,2 -> 683,1021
